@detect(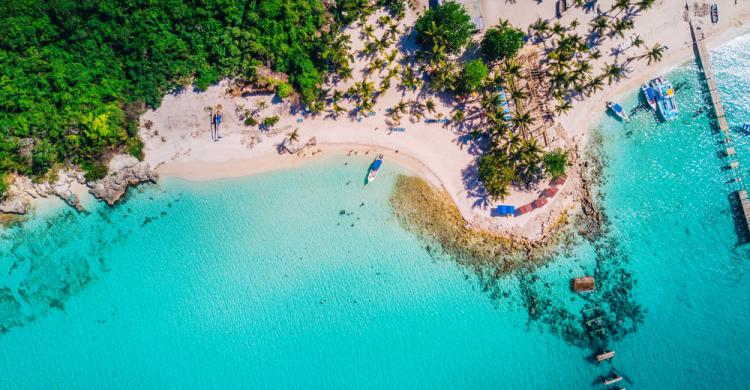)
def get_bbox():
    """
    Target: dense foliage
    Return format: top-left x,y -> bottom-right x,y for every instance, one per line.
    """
415,1 -> 474,54
457,59 -> 488,95
480,22 -> 525,62
0,173 -> 7,199
543,148 -> 568,178
0,0 -> 352,193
